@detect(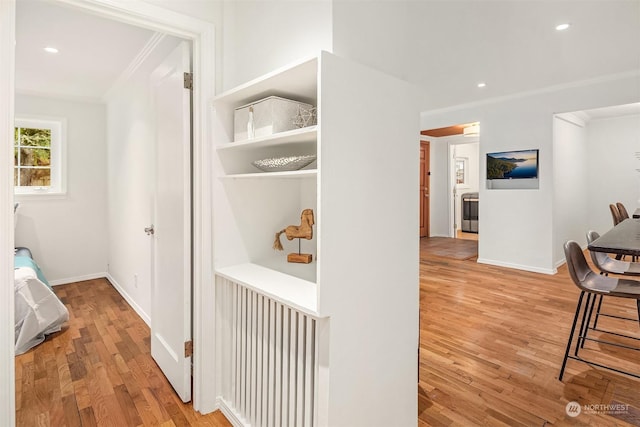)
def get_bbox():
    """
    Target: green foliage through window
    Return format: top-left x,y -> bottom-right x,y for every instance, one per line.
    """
14,126 -> 52,187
